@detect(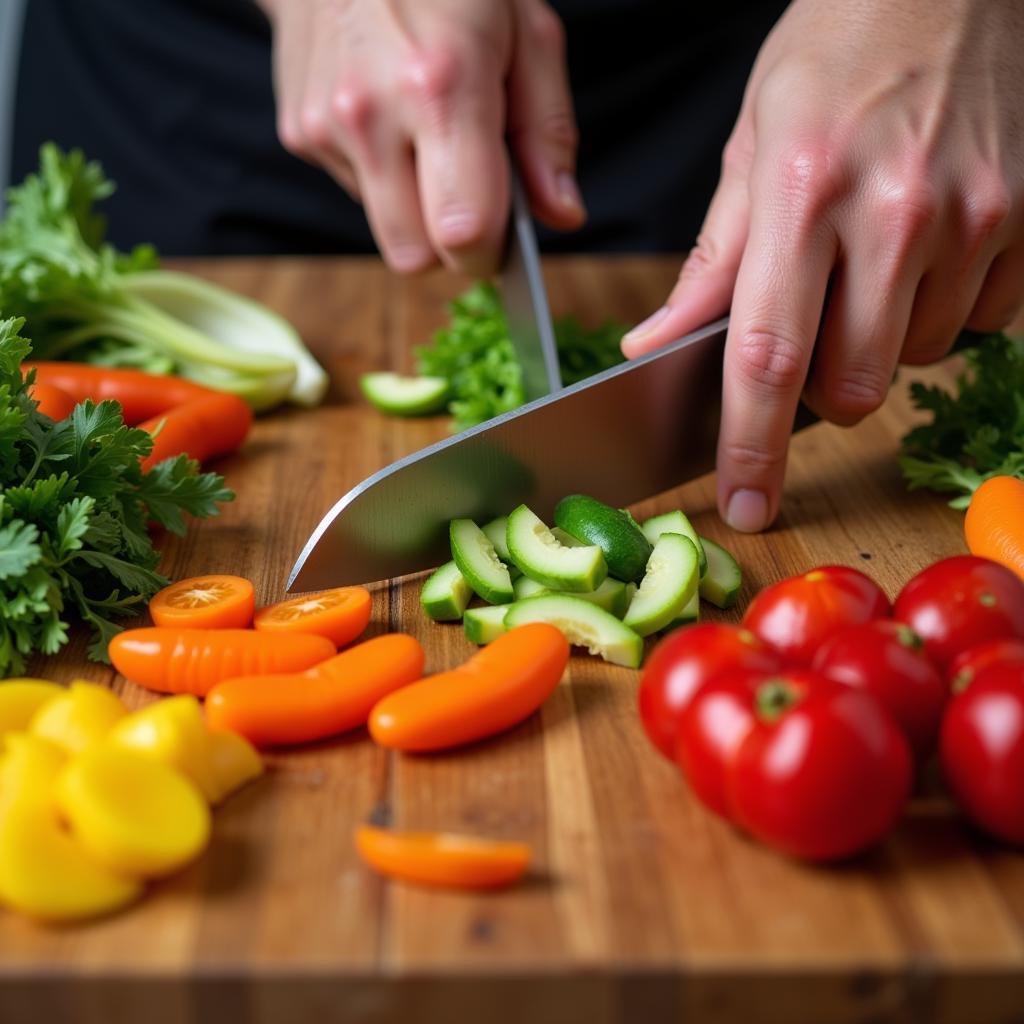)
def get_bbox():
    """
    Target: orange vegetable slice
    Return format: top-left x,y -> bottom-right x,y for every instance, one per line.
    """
253,587 -> 372,647
965,475 -> 1024,582
354,825 -> 530,889
149,575 -> 256,630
